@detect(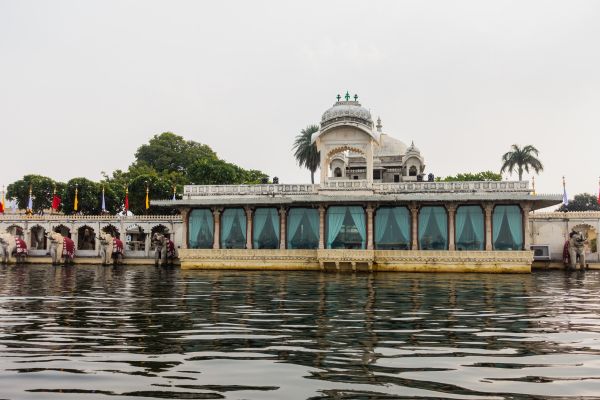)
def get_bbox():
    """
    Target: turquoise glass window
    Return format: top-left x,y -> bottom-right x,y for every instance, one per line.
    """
493,205 -> 523,250
418,206 -> 448,250
287,208 -> 319,249
220,208 -> 247,249
188,209 -> 214,249
375,207 -> 410,250
326,206 -> 366,249
455,206 -> 484,250
253,208 -> 280,249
